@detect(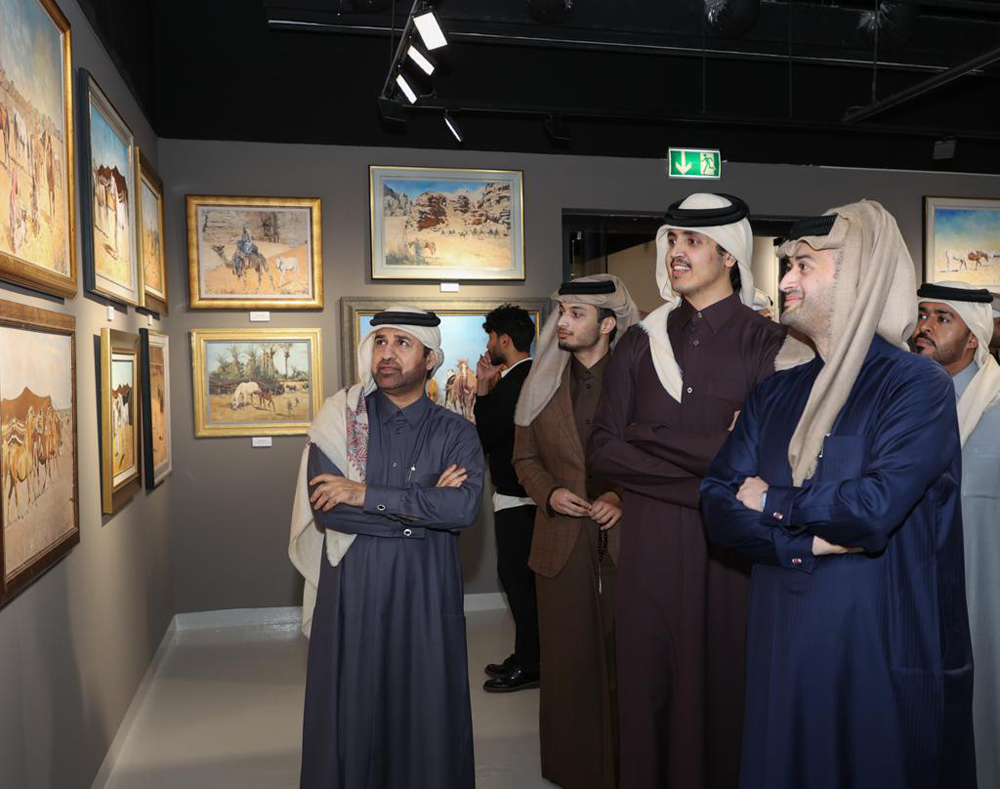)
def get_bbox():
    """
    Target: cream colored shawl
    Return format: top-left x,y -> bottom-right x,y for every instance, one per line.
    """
515,274 -> 640,426
918,281 -> 1000,446
776,200 -> 917,485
